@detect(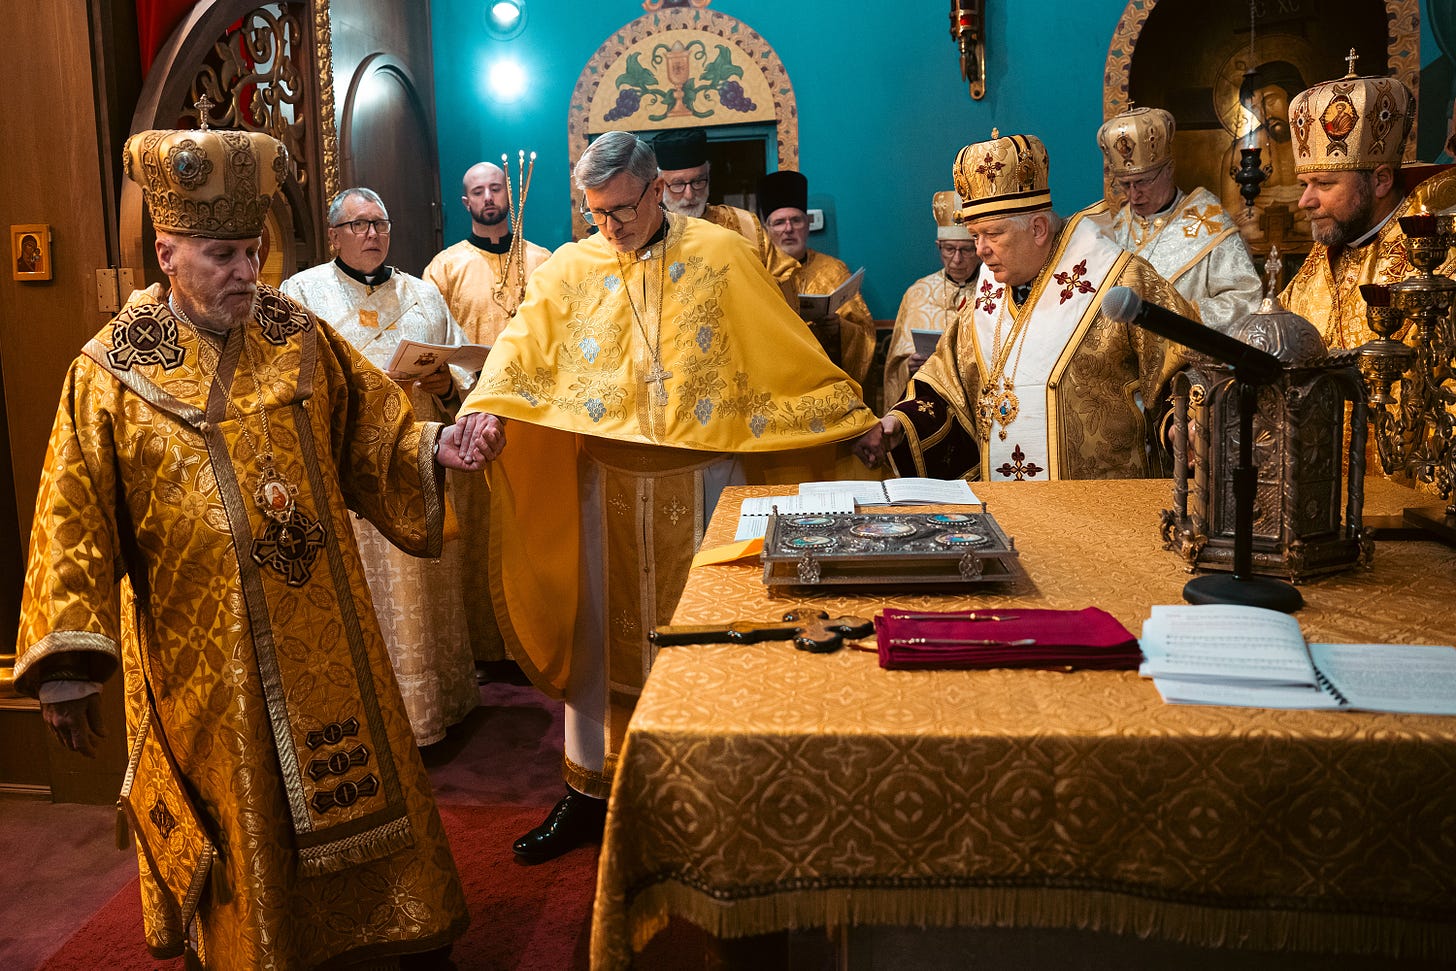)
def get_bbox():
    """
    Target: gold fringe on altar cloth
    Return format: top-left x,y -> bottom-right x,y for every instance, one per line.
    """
592,882 -> 1456,969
